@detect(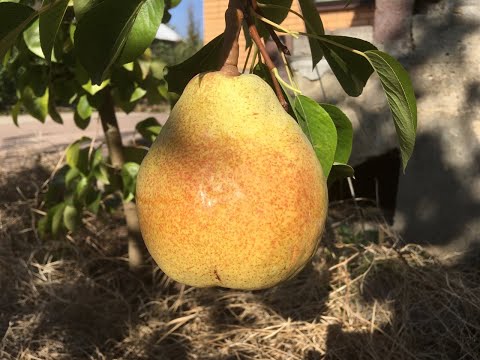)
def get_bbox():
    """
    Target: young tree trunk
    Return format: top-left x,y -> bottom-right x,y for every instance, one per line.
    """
374,0 -> 415,55
98,88 -> 146,271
